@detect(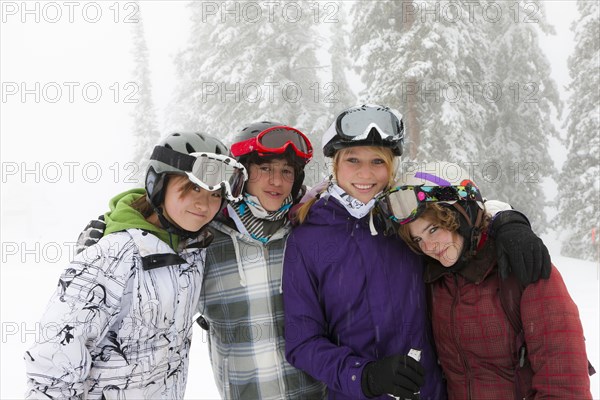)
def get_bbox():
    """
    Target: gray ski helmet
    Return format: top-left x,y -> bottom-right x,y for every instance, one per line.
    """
322,104 -> 404,157
145,132 -> 230,211
160,132 -> 228,158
